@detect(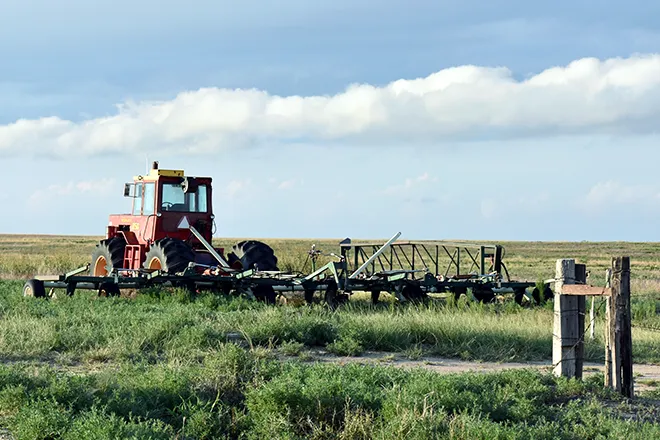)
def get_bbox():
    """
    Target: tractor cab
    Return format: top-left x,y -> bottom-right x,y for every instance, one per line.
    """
91,162 -> 221,276
112,161 -> 215,247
